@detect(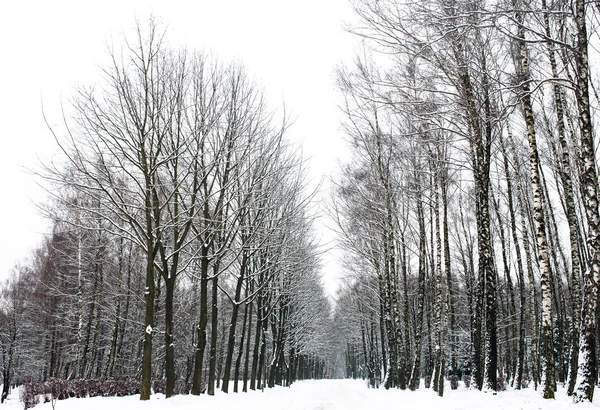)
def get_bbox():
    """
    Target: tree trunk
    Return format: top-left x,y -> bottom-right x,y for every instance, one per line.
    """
191,245 -> 210,395
441,163 -> 456,377
234,273 -> 250,393
164,274 -> 176,397
104,237 -> 124,378
222,251 -> 248,393
140,237 -> 156,400
512,14 -> 555,397
250,291 -> 262,391
208,264 -> 220,395
409,192 -> 427,390
573,0 -> 600,402
242,290 -> 254,392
